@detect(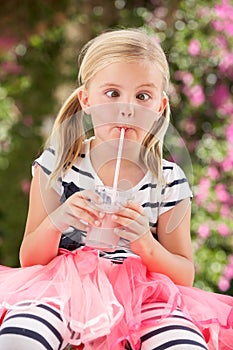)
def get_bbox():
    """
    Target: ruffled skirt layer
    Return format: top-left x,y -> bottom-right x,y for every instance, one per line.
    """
0,248 -> 232,349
